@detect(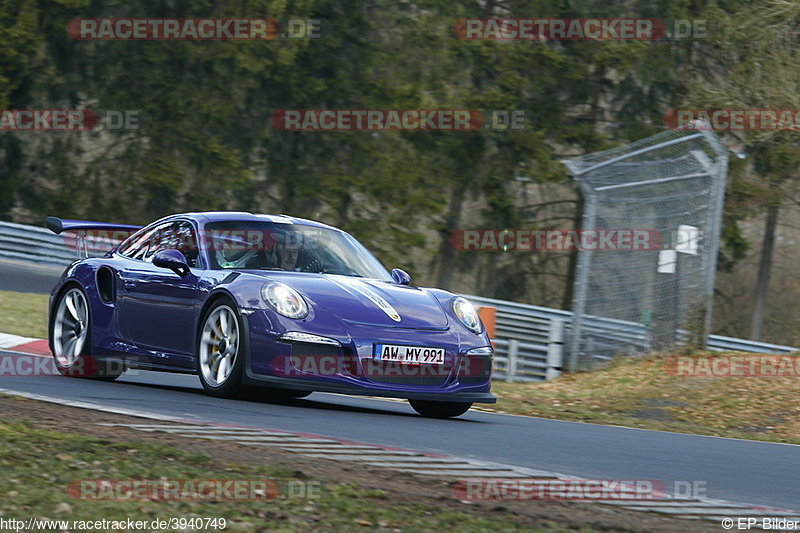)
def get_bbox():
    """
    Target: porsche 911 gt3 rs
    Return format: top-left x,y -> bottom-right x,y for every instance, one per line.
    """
47,212 -> 495,418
